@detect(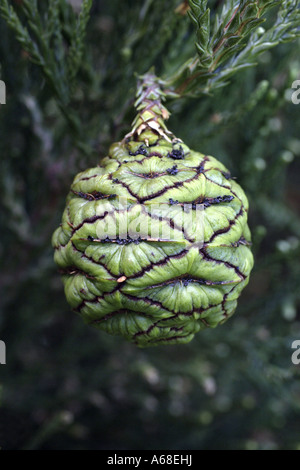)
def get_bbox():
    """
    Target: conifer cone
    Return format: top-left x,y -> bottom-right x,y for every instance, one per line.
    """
52,74 -> 254,347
